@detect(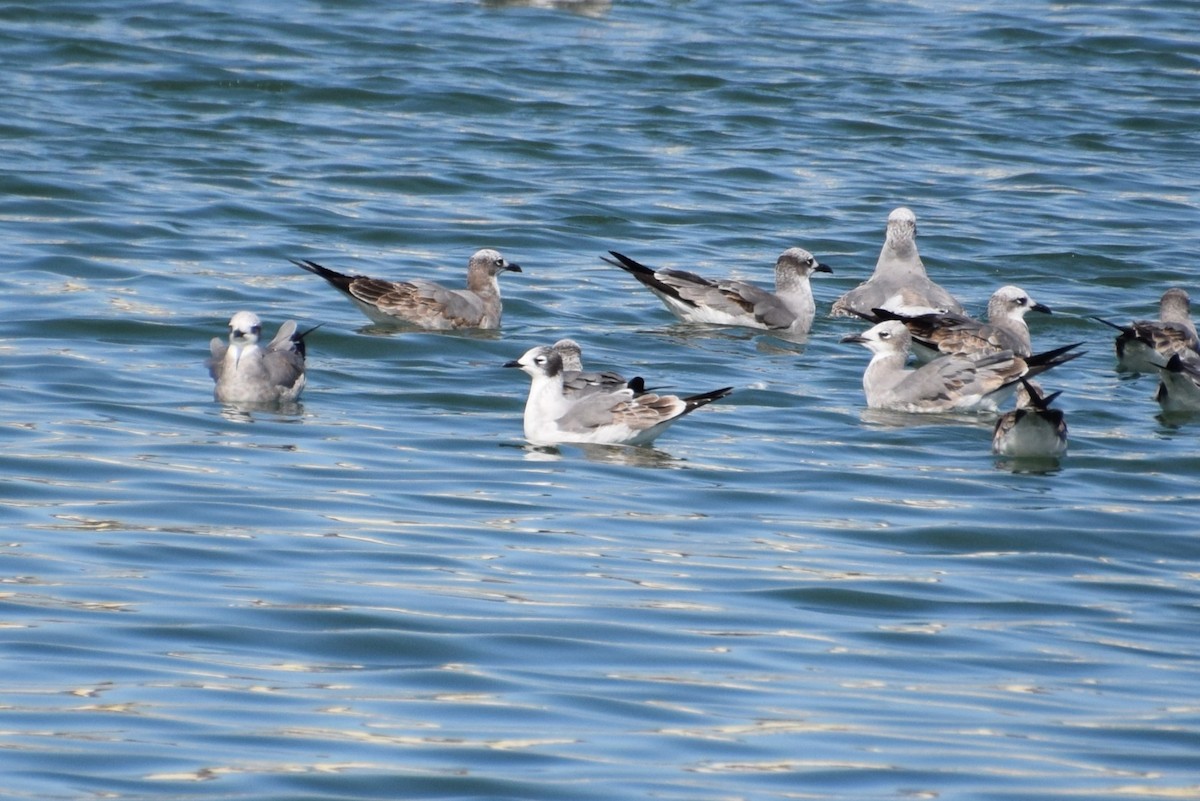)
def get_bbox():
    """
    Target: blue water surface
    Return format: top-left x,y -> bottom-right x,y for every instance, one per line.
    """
2,1 -> 1200,799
